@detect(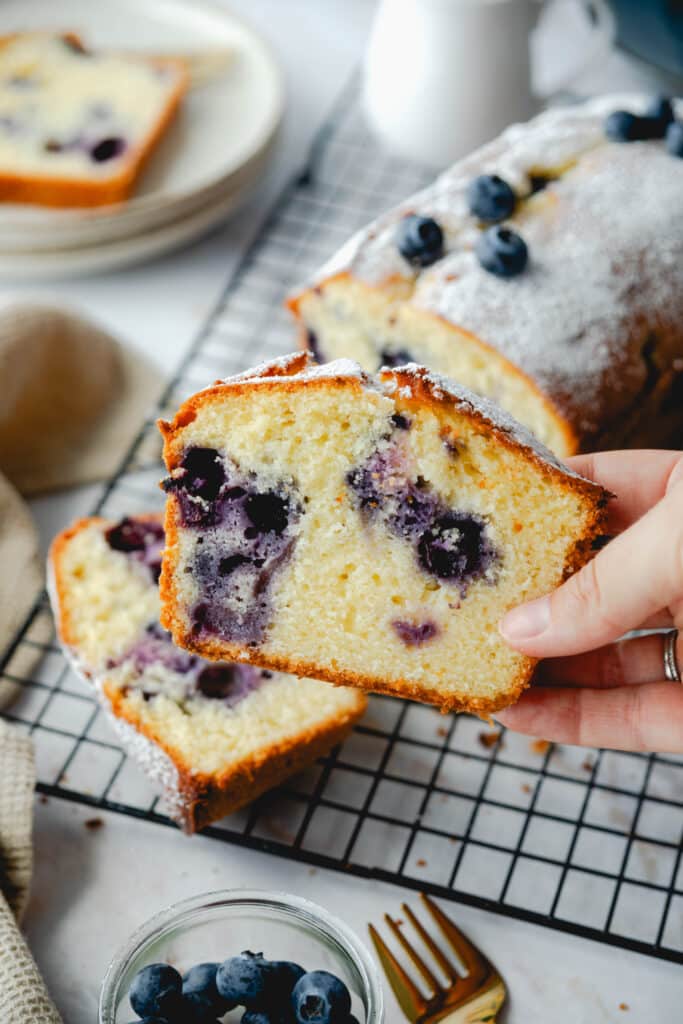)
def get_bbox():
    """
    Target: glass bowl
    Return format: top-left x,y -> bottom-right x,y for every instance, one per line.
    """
99,888 -> 384,1023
